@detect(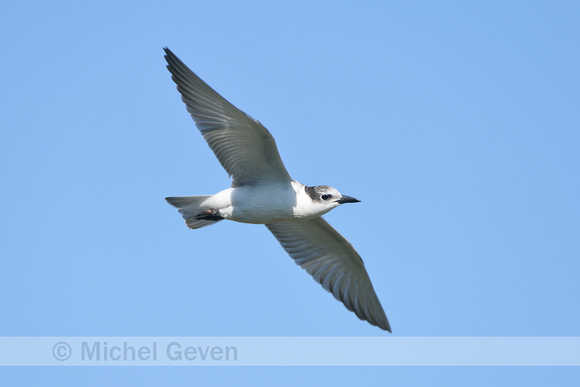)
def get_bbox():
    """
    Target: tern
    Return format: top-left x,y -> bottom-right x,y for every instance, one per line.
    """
164,48 -> 391,332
